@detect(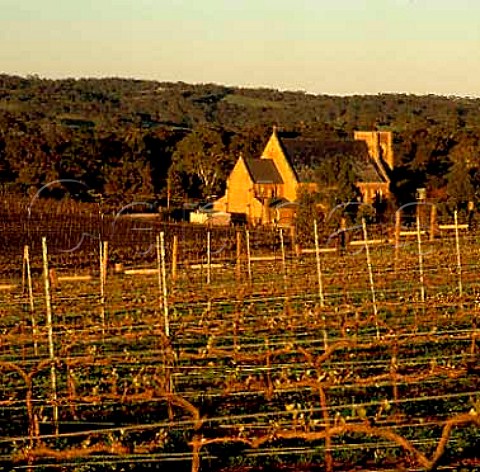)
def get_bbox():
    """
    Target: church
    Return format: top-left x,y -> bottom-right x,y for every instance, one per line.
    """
213,128 -> 394,225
